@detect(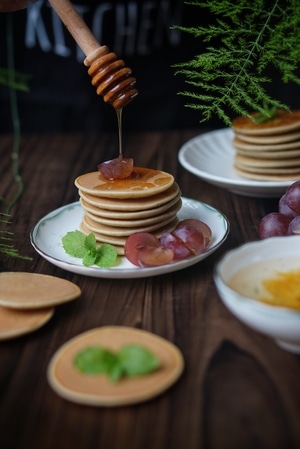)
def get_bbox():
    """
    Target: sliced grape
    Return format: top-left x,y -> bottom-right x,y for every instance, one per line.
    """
137,246 -> 174,267
160,231 -> 191,259
124,232 -> 160,266
258,212 -> 291,239
98,157 -> 134,179
176,219 -> 212,246
287,215 -> 300,235
172,225 -> 205,255
285,180 -> 300,214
